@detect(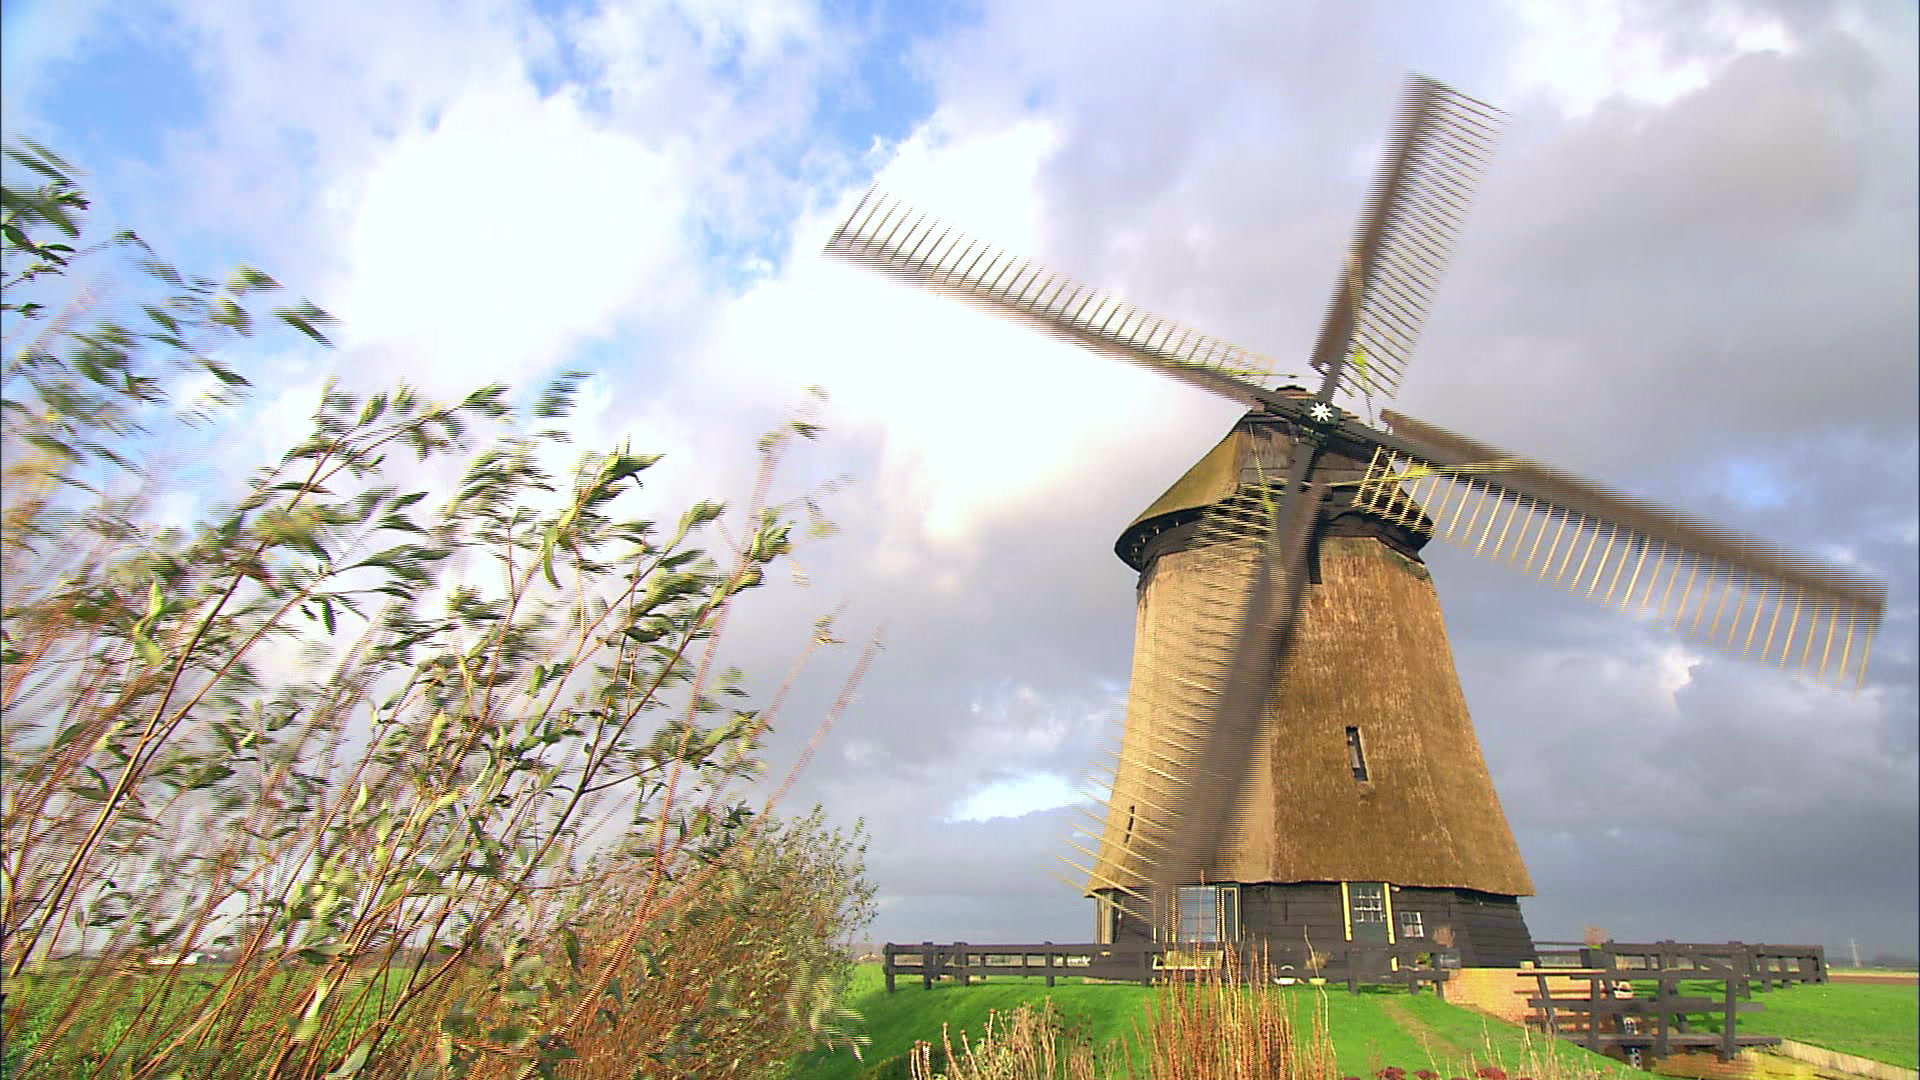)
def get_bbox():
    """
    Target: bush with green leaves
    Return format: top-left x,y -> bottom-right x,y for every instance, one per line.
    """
2,138 -> 876,1080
